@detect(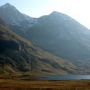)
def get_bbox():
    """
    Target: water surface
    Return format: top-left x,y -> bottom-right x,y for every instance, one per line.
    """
39,75 -> 90,80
